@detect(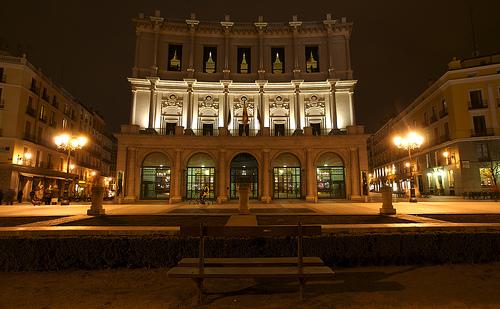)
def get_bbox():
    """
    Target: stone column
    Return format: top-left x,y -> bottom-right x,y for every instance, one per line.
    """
184,79 -> 195,134
149,11 -> 164,75
323,14 -> 335,78
147,78 -> 159,130
170,149 -> 183,203
289,15 -> 302,79
349,91 -> 356,126
222,80 -> 231,129
292,80 -> 303,134
261,149 -> 271,203
305,149 -> 317,203
133,30 -> 141,77
217,149 -> 228,203
255,16 -> 267,80
221,16 -> 234,80
350,147 -> 361,199
345,33 -> 353,79
186,14 -> 199,78
130,89 -> 137,124
124,147 -> 137,202
328,80 -> 338,133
